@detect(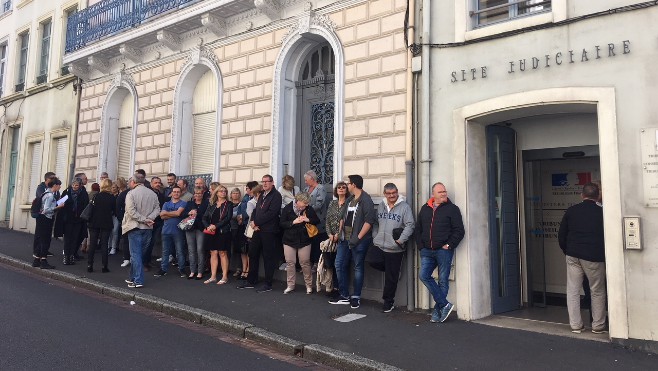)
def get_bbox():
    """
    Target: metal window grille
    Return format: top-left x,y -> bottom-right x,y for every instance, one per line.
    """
472,0 -> 551,27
